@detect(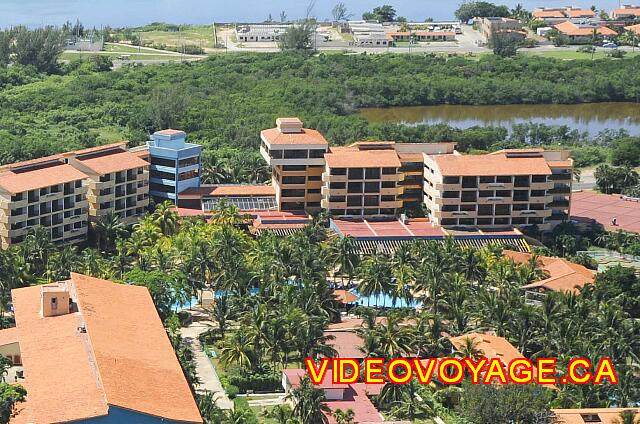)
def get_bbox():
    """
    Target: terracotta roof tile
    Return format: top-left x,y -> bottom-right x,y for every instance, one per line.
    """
616,7 -> 640,17
69,142 -> 128,156
155,129 -> 186,136
565,8 -> 596,17
324,331 -> 365,358
0,164 -> 88,195
553,408 -> 639,424
625,23 -> 640,35
0,327 -> 19,346
449,333 -> 525,364
333,289 -> 360,304
11,273 -> 202,424
533,9 -> 566,18
325,148 -> 401,168
555,21 -> 616,36
431,153 -> 551,176
76,151 -> 149,175
504,250 -> 595,293
261,128 -> 328,146
181,185 -> 275,198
